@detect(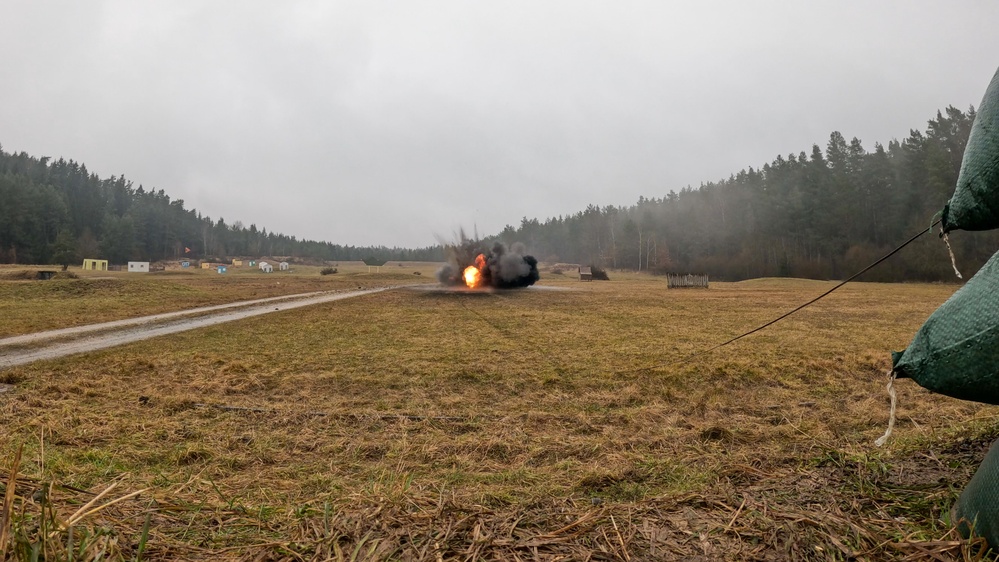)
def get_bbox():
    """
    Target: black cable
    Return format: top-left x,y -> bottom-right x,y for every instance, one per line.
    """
631,219 -> 942,372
